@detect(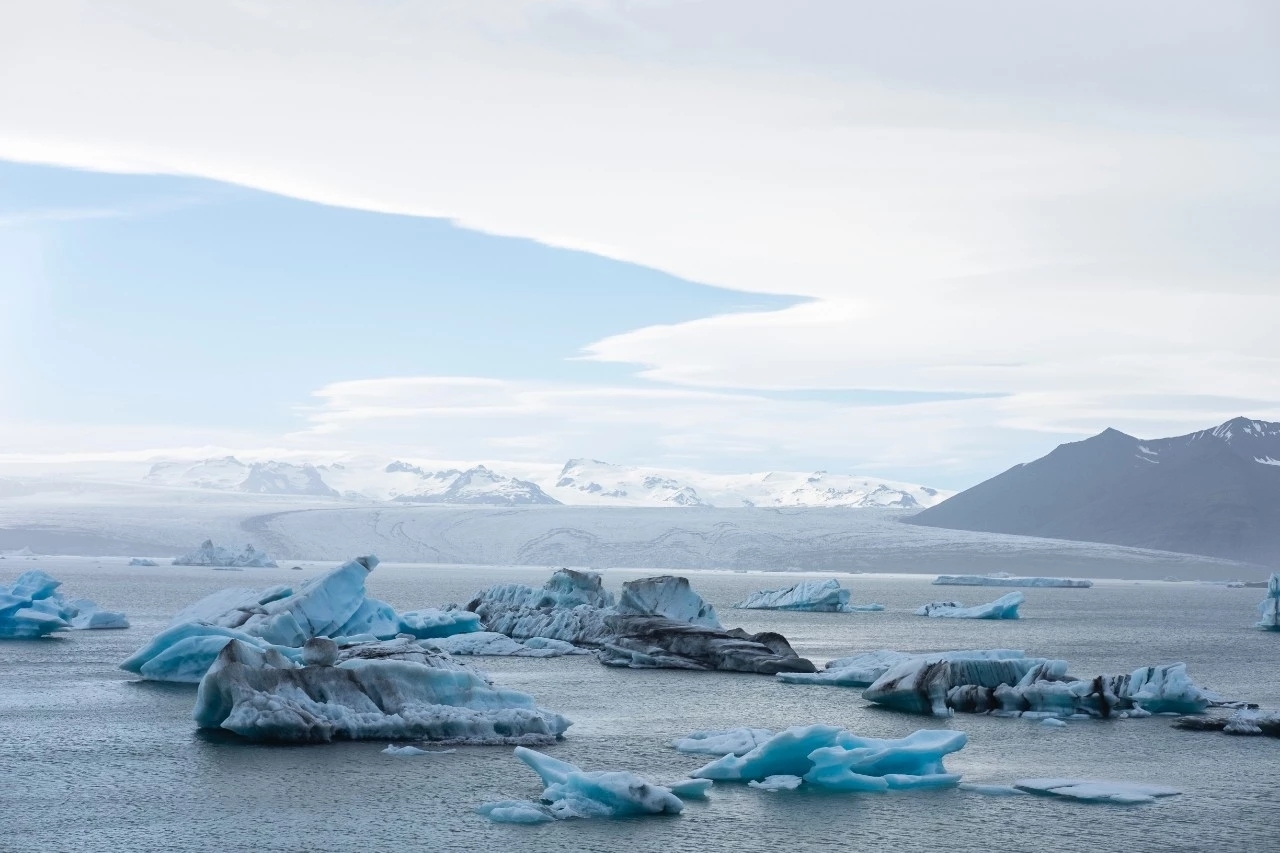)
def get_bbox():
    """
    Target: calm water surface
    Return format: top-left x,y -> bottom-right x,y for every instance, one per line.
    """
2,557 -> 1278,853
